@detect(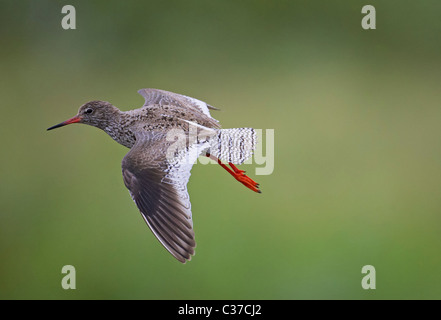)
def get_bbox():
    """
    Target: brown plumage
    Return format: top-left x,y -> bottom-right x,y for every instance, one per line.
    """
47,88 -> 260,263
